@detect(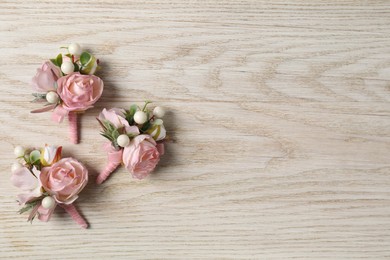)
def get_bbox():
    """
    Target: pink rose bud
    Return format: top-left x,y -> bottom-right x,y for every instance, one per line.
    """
56,72 -> 103,112
146,119 -> 166,141
39,158 -> 88,204
122,134 -> 162,179
40,145 -> 62,166
31,61 -> 61,92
